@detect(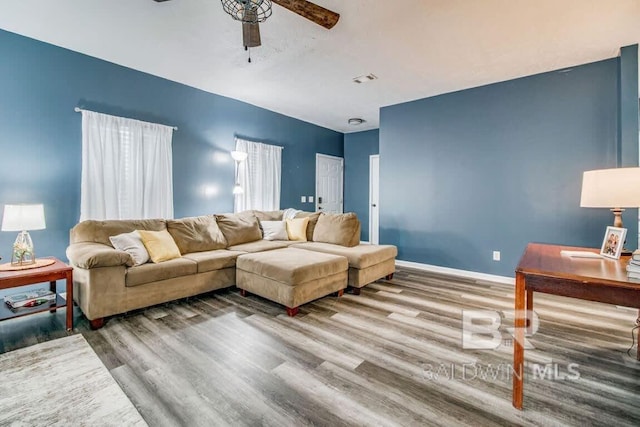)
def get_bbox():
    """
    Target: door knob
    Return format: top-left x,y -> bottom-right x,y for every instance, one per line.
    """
372,204 -> 377,207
